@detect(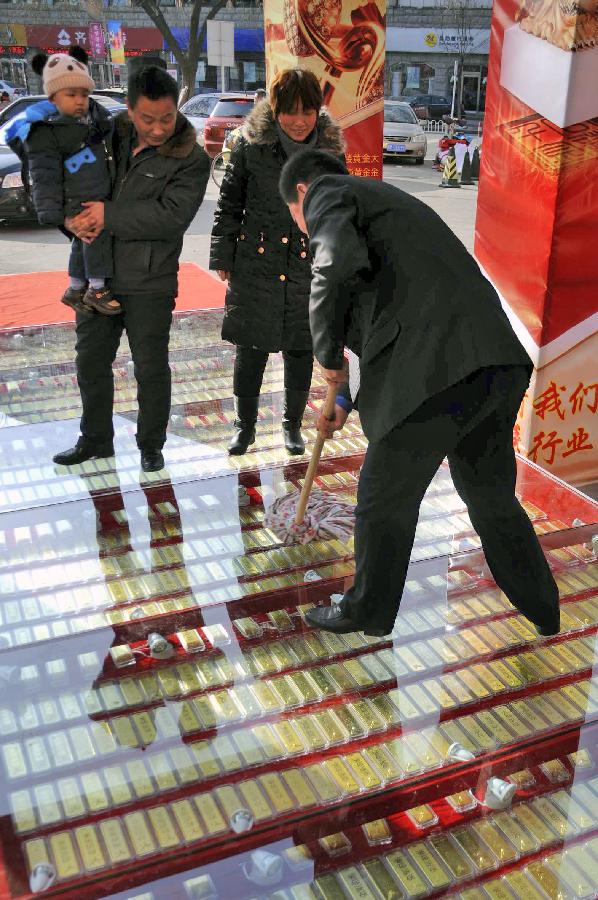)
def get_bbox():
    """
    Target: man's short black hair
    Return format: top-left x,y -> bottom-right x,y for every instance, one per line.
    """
128,65 -> 178,109
279,150 -> 348,203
